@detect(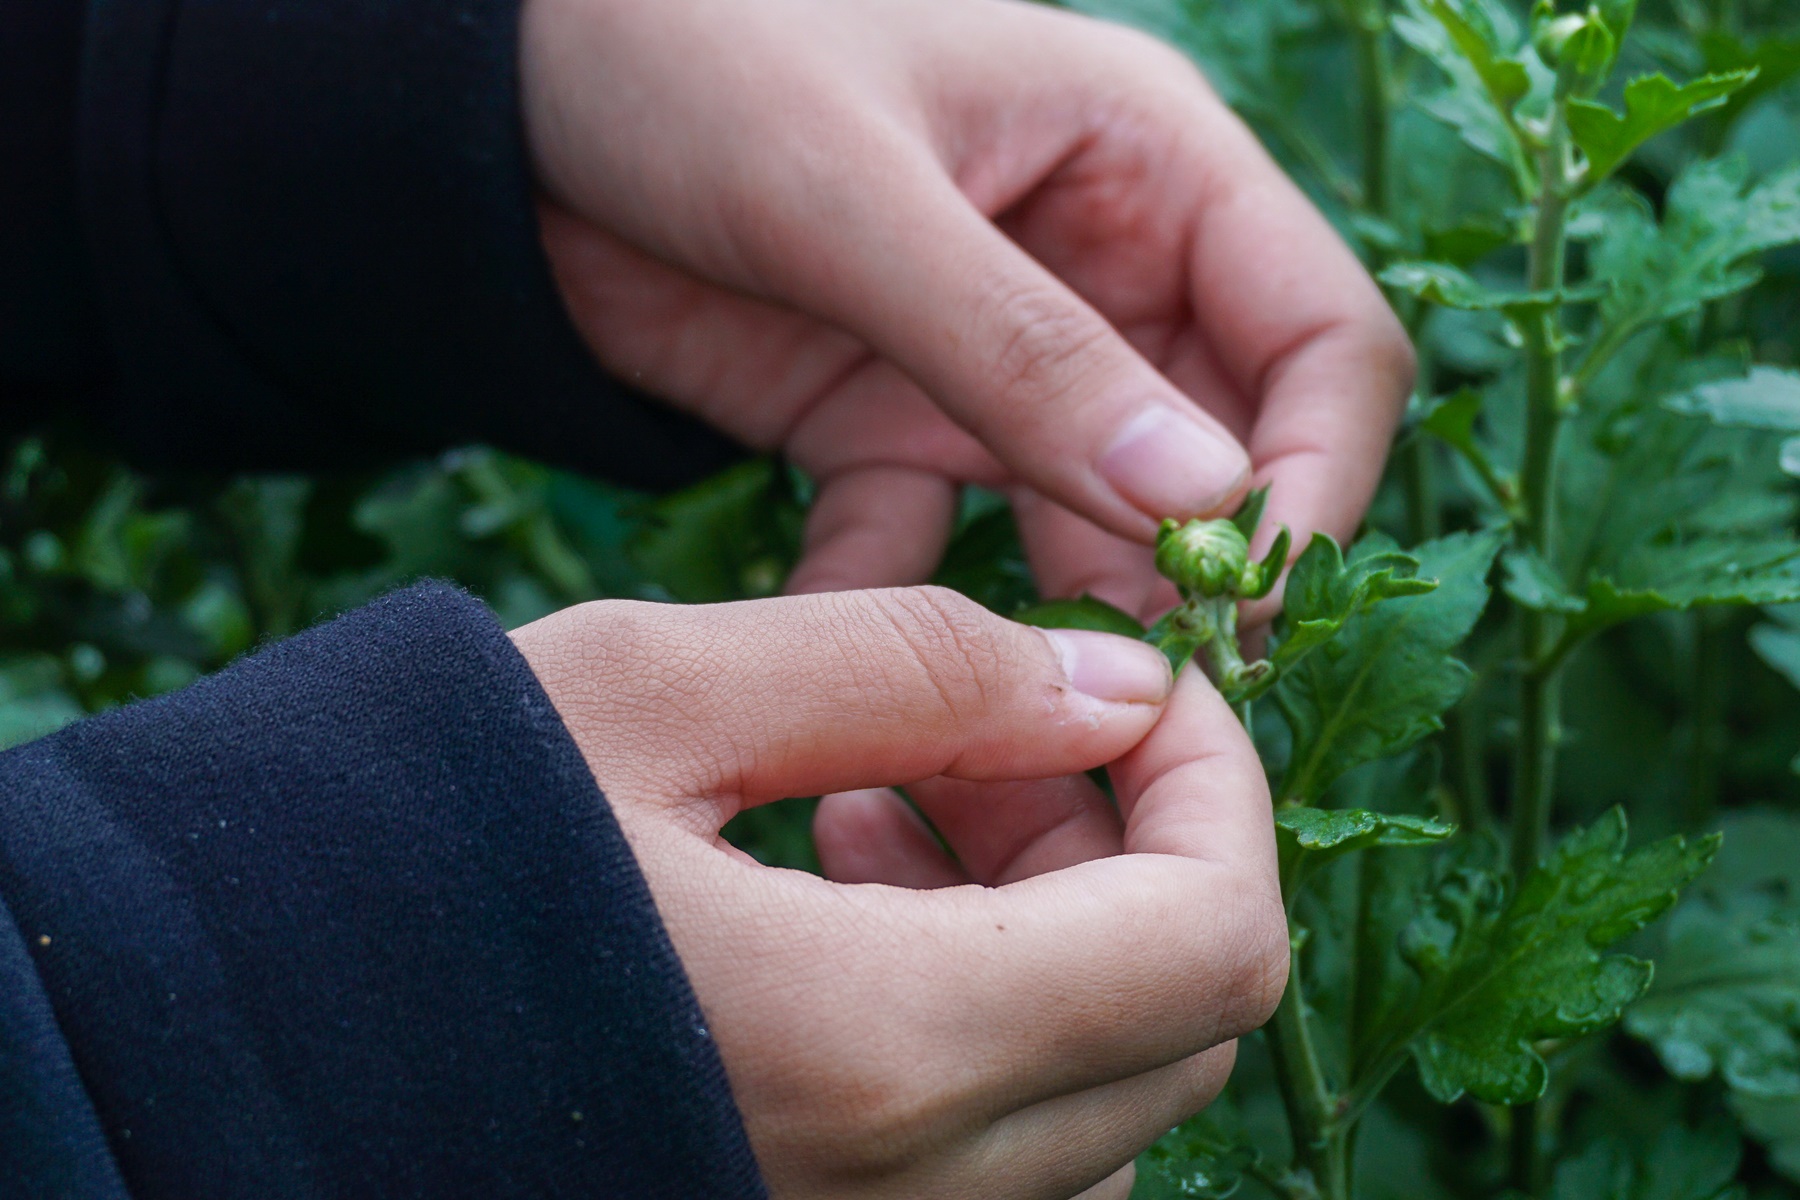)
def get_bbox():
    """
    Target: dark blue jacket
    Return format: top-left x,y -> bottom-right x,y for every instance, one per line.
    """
0,0 -> 767,1195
